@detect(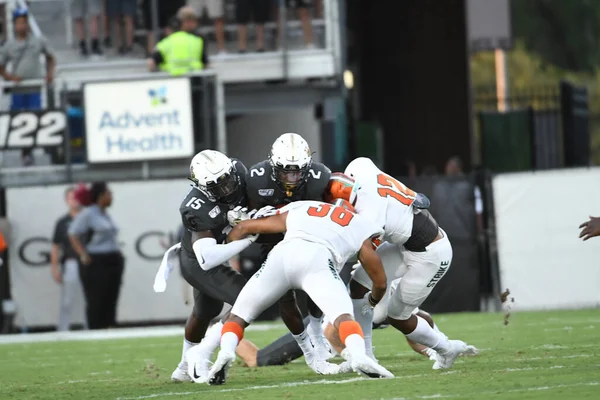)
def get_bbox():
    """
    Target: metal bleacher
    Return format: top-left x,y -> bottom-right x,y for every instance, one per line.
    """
0,0 -> 341,170
22,0 -> 330,76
